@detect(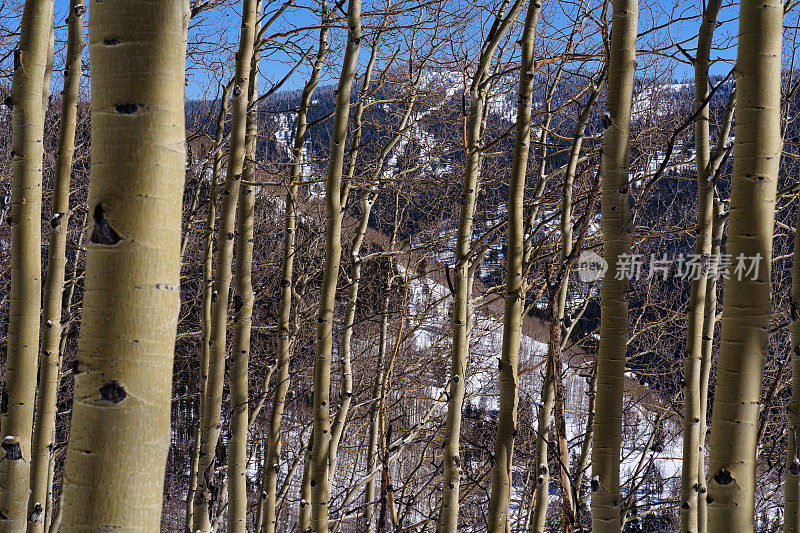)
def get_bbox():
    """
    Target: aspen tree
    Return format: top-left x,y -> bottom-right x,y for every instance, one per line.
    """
0,0 -> 55,527
680,1 -> 722,530
331,78 -> 419,489
28,1 -> 84,531
364,266 -> 394,533
698,200 -> 724,533
193,0 -> 259,527
524,60 -> 604,533
786,187 -> 800,532
486,1 -> 542,530
590,0 -> 637,529
707,0 -> 781,527
437,4 -> 527,531
328,25 -> 384,486
227,20 -> 260,532
697,89 -> 734,533
297,443 -> 313,533
185,80 -> 233,533
58,0 -> 185,528
258,21 -> 329,533
308,0 -> 362,530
